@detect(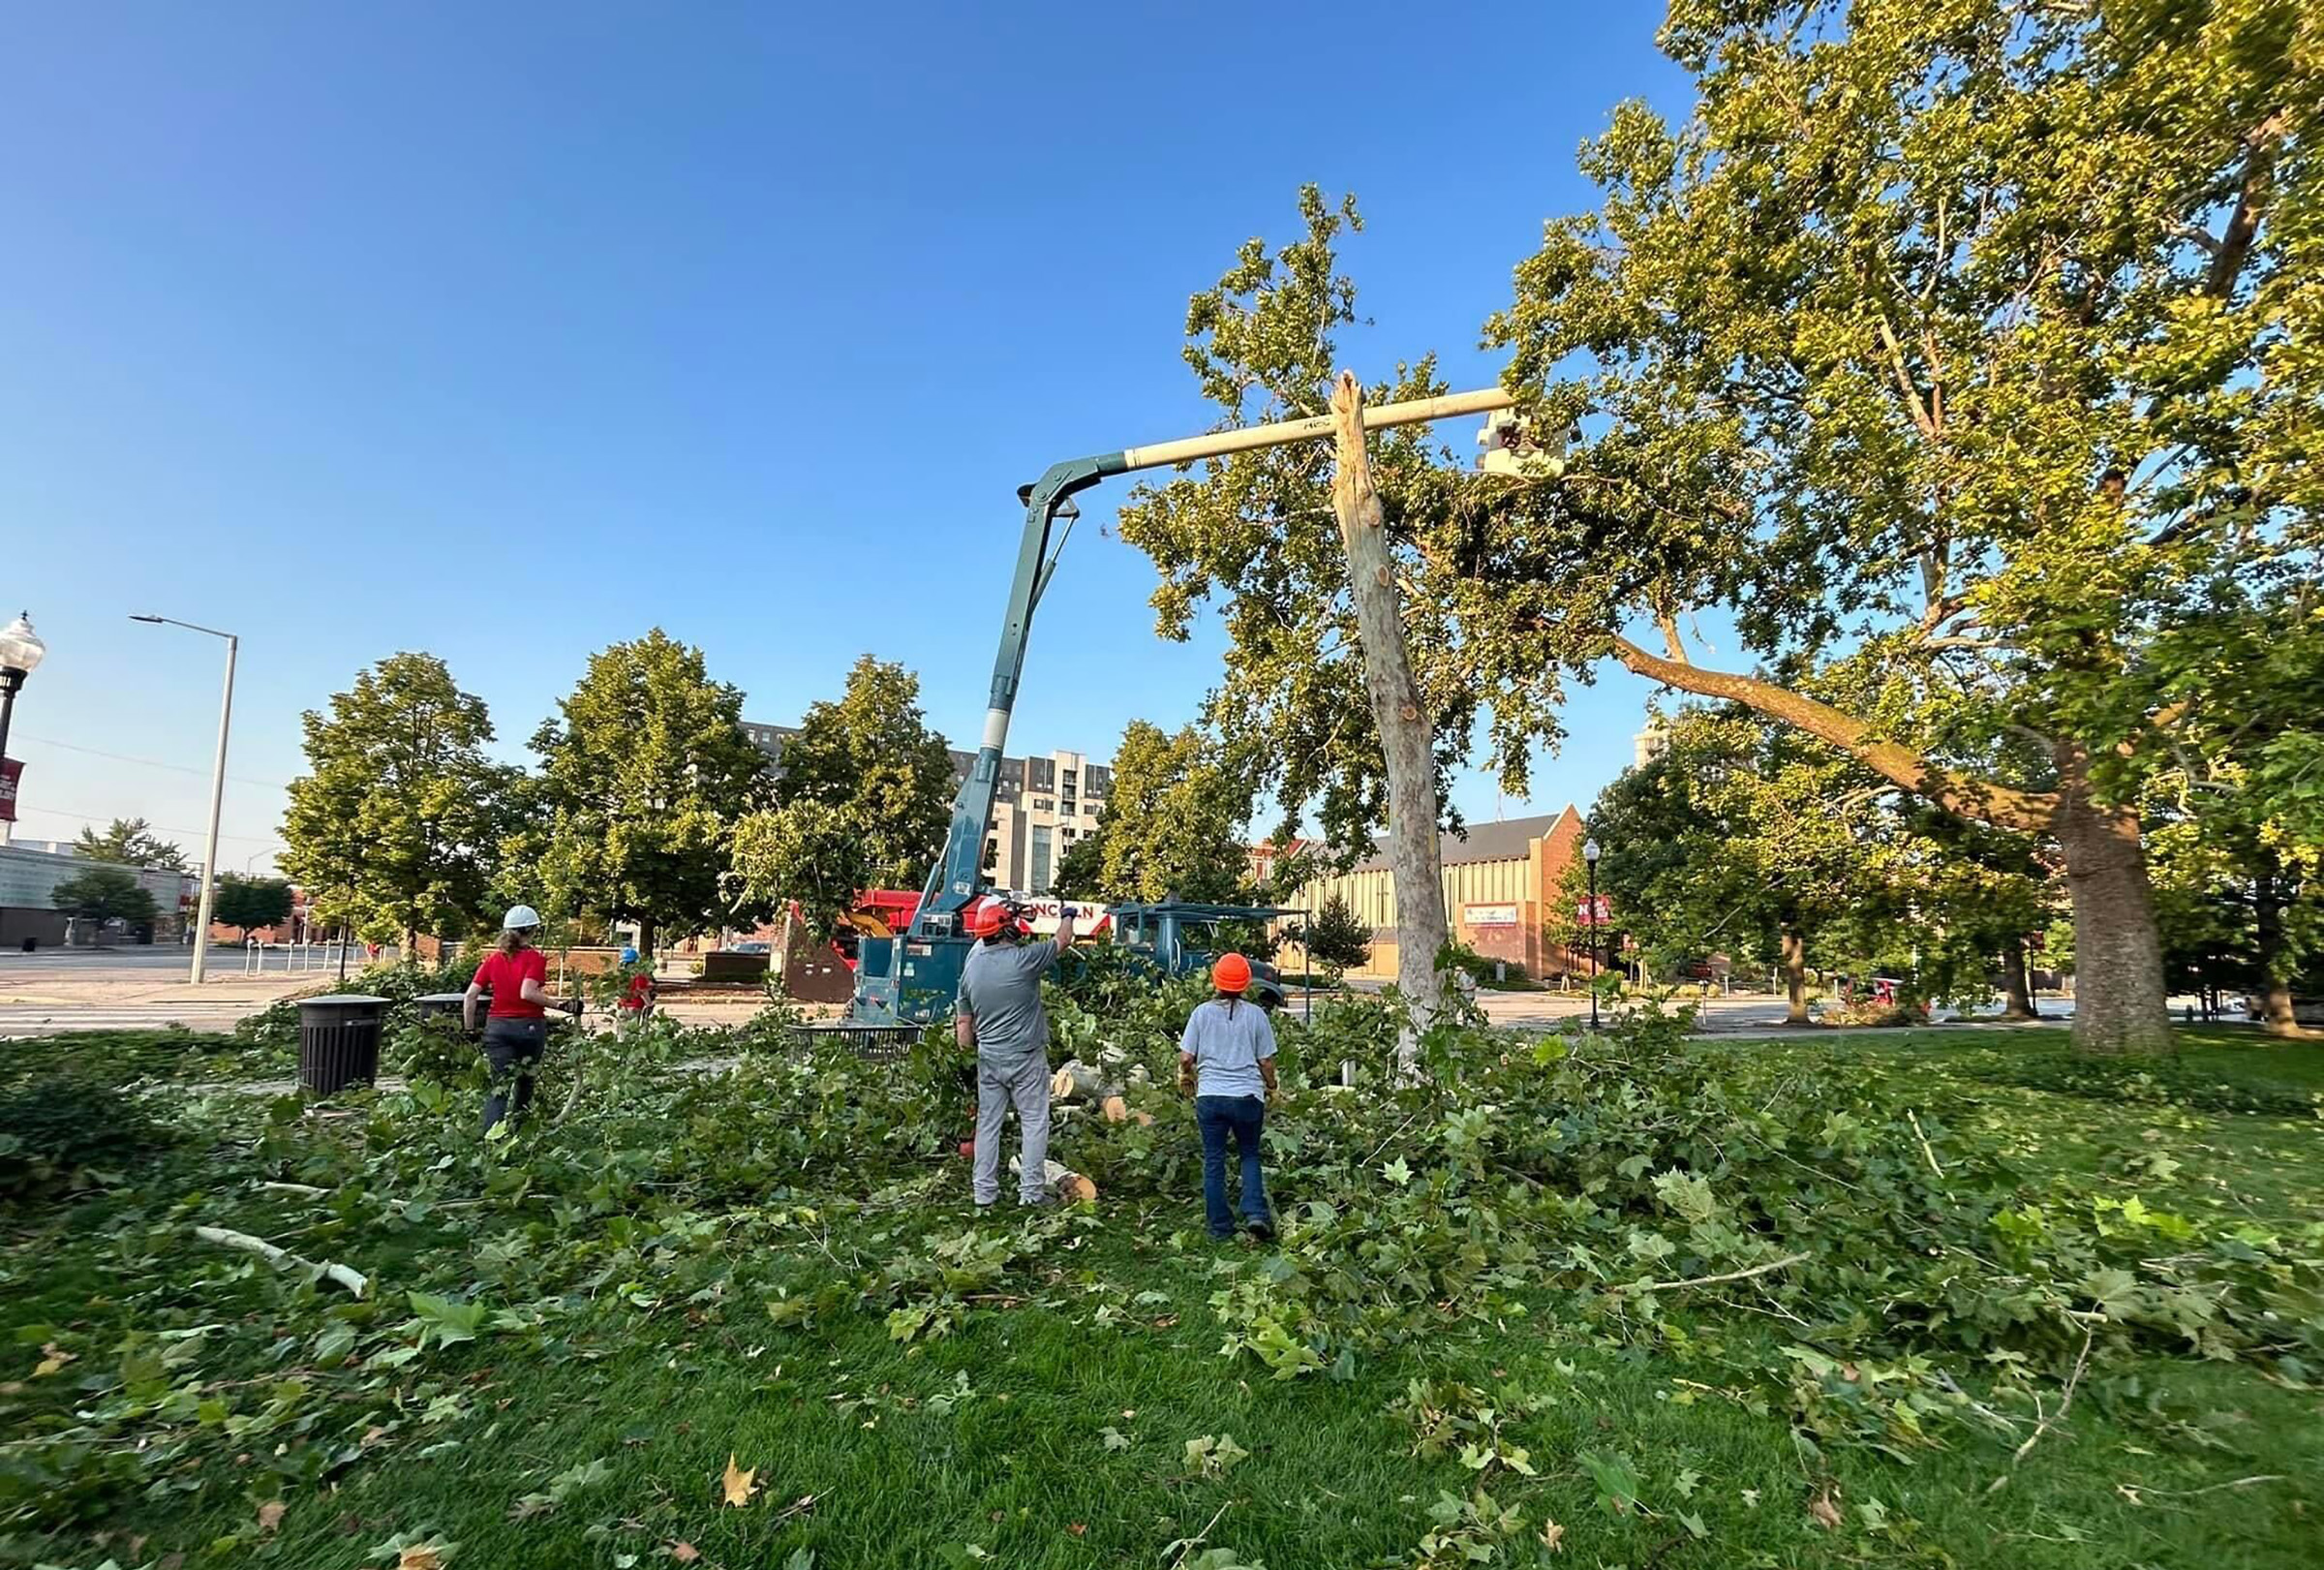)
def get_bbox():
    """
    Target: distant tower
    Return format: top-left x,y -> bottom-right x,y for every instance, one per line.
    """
1633,723 -> 1670,770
